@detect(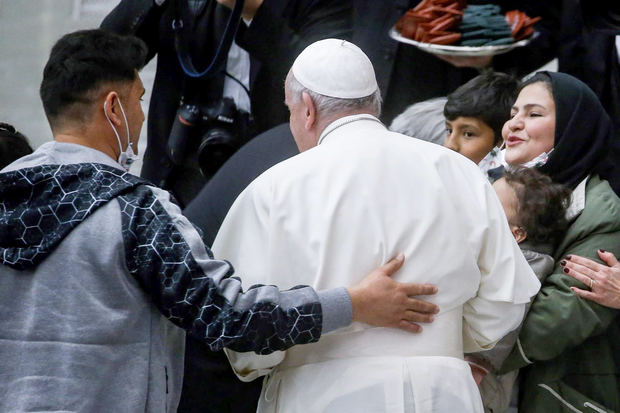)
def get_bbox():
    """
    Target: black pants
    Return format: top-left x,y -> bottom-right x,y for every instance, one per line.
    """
178,337 -> 262,412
